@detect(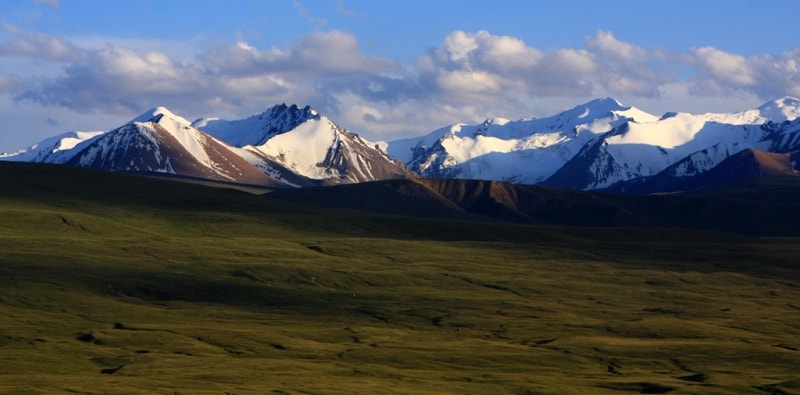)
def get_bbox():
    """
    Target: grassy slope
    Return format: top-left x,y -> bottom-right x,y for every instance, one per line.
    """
0,163 -> 799,394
